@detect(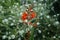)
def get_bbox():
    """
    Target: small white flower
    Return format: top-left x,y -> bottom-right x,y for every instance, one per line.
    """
53,36 -> 56,38
2,0 -> 5,3
33,0 -> 36,3
40,13 -> 43,16
17,13 -> 20,16
8,36 -> 11,40
13,20 -> 15,22
9,6 -> 11,8
11,10 -> 14,13
38,30 -> 41,33
54,21 -> 59,25
34,8 -> 37,11
20,6 -> 23,8
55,0 -> 57,1
40,17 -> 43,19
53,15 -> 56,17
19,20 -> 23,23
9,32 -> 11,34
18,38 -> 21,40
47,32 -> 50,34
2,19 -> 8,23
29,25 -> 33,29
26,28 -> 30,32
8,17 -> 12,20
14,5 -> 17,8
37,22 -> 40,25
43,35 -> 45,38
1,11 -> 4,13
41,7 -> 44,10
40,0 -> 43,1
48,24 -> 51,27
11,35 -> 15,39
45,0 -> 48,1
46,15 -> 50,18
16,3 -> 19,5
6,32 -> 9,35
39,3 -> 41,6
25,4 -> 29,7
51,7 -> 54,11
58,36 -> 60,38
24,19 -> 28,23
10,23 -> 14,26
0,6 -> 3,9
2,35 -> 7,39
57,14 -> 60,16
21,9 -> 24,11
20,12 -> 23,15
18,30 -> 24,37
